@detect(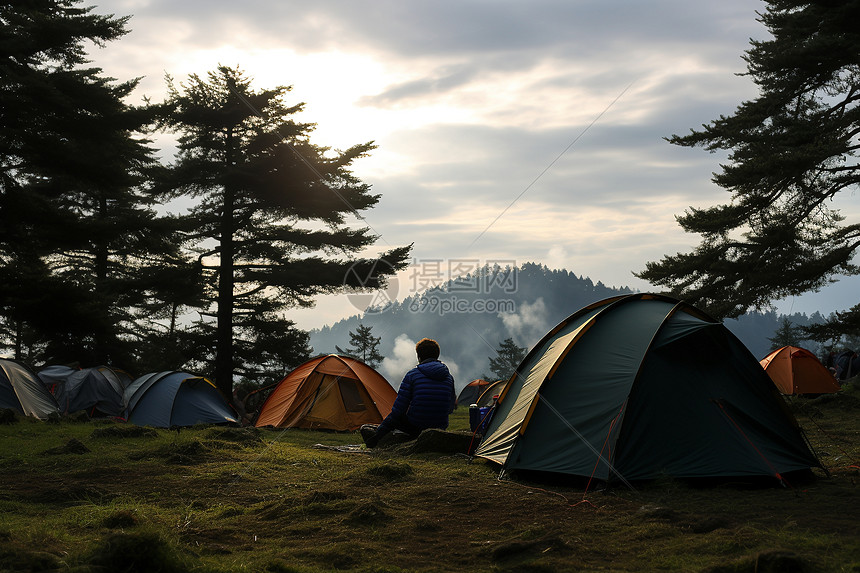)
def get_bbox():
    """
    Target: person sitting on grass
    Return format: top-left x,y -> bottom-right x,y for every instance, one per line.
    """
361,337 -> 456,448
